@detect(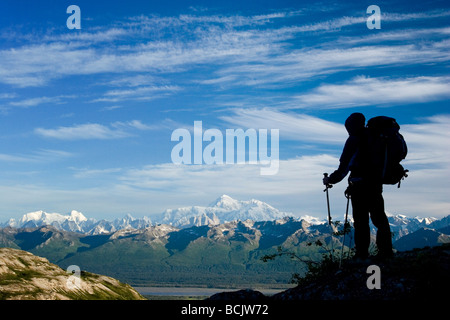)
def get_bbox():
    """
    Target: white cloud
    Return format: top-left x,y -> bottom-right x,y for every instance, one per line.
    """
0,93 -> 17,99
105,75 -> 160,87
286,10 -> 450,34
383,10 -> 450,22
220,108 -> 347,144
402,114 -> 450,167
70,167 -> 123,179
34,123 -> 132,140
291,16 -> 365,32
336,27 -> 450,45
296,76 -> 450,108
9,95 -> 70,108
2,115 -> 449,220
42,28 -> 129,44
118,155 -> 336,216
34,119 -> 173,140
114,114 -> 450,219
97,85 -> 181,102
0,153 -> 34,163
205,40 -> 450,88
0,149 -> 74,163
